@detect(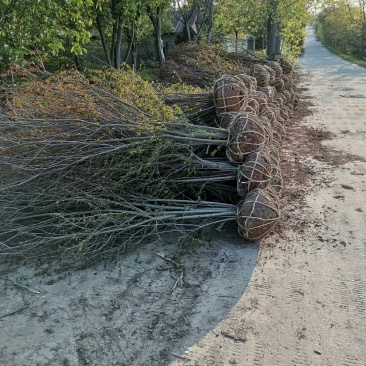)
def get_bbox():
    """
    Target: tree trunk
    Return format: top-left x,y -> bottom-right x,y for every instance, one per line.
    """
132,41 -> 138,72
74,54 -> 81,70
275,22 -> 282,54
110,19 -> 117,66
114,23 -> 123,69
124,22 -> 137,71
147,6 -> 165,65
206,0 -> 214,44
124,22 -> 134,64
267,1 -> 278,59
96,12 -> 112,66
185,17 -> 192,42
